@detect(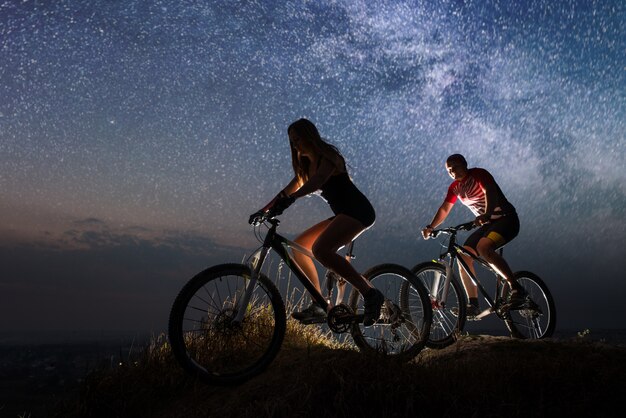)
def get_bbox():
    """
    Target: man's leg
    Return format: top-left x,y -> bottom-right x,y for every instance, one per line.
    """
457,248 -> 480,316
475,237 -> 515,286
458,249 -> 479,300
